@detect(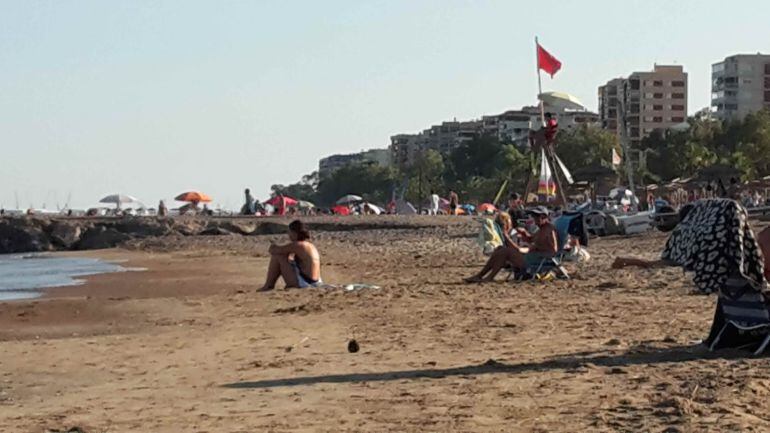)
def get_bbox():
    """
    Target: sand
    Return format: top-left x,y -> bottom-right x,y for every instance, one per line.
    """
2,215 -> 770,432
